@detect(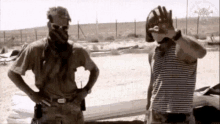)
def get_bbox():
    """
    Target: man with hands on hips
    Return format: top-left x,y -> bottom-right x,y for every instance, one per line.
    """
8,6 -> 99,124
145,6 -> 206,124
